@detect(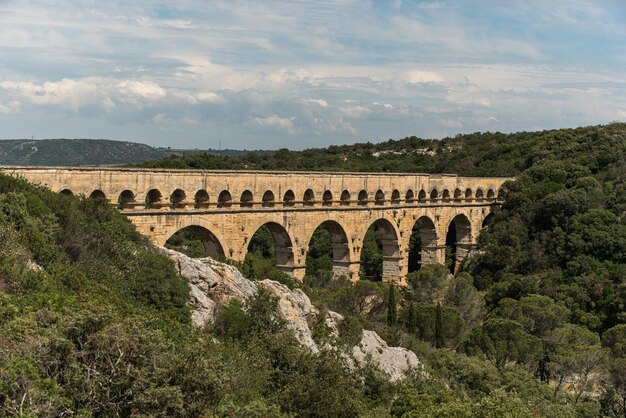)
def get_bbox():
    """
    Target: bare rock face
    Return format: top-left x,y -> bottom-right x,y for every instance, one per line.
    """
159,247 -> 256,327
258,280 -> 321,353
352,330 -> 421,382
158,246 -> 421,380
